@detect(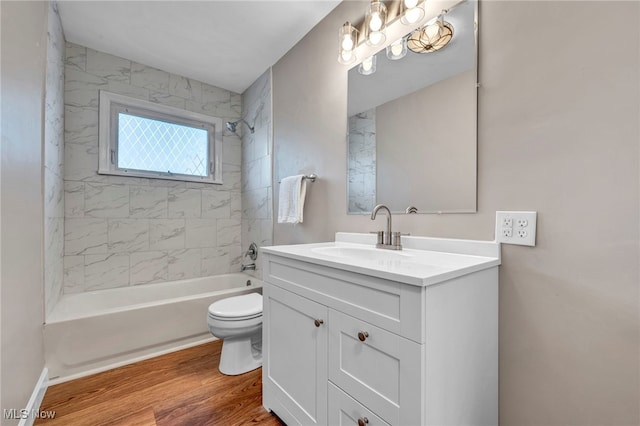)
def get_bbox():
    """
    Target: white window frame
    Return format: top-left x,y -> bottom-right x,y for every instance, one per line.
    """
98,90 -> 223,184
